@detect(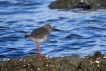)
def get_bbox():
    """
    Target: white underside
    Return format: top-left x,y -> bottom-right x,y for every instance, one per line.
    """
28,36 -> 48,43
